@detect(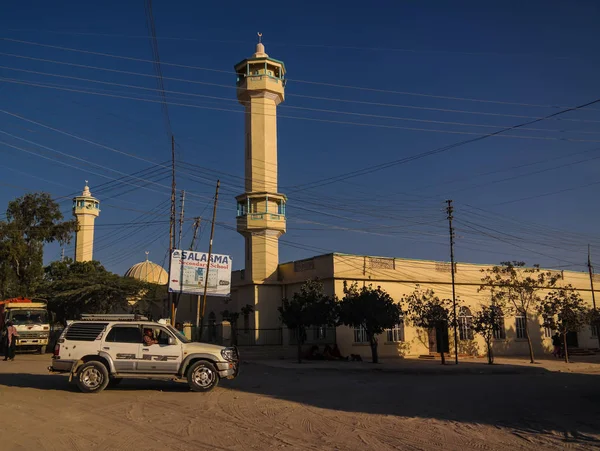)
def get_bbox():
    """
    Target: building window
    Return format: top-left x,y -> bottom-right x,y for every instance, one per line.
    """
314,326 -> 327,341
458,307 -> 474,340
353,325 -> 368,344
493,313 -> 506,340
386,320 -> 405,342
516,315 -> 527,339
